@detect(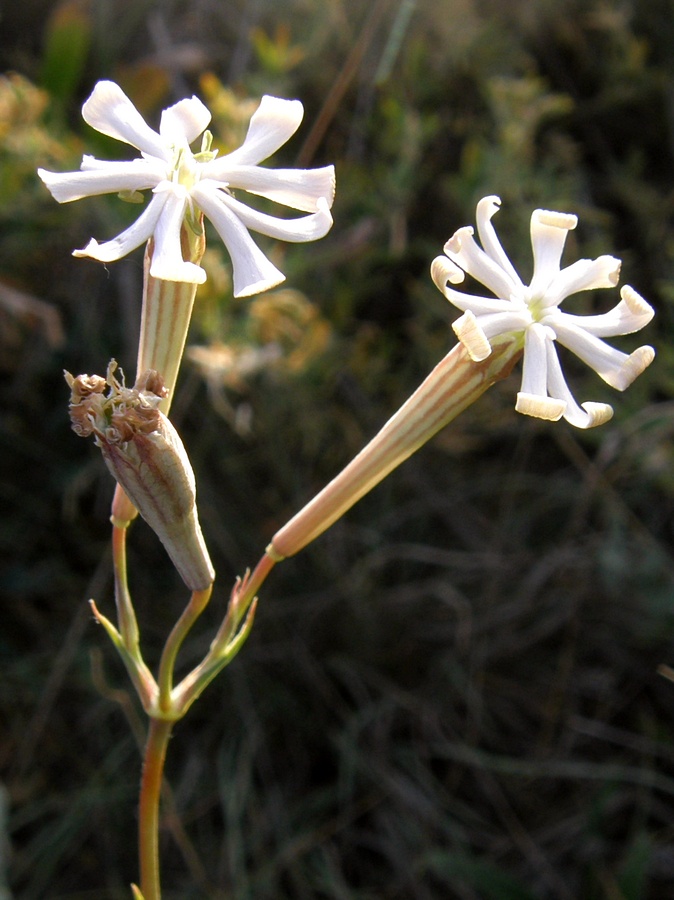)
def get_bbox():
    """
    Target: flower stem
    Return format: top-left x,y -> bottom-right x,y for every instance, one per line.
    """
157,586 -> 212,714
139,717 -> 174,900
109,523 -> 157,710
112,523 -> 140,649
